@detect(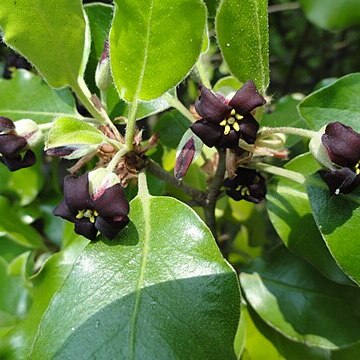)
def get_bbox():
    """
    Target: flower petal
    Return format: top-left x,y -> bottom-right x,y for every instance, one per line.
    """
217,131 -> 239,148
195,86 -> 232,123
190,120 -> 222,148
0,117 -> 15,132
0,134 -> 27,157
95,216 -> 129,240
74,219 -> 98,241
64,173 -> 94,212
229,80 -> 266,115
322,122 -> 360,168
94,184 -> 129,218
319,168 -> 360,195
239,114 -> 259,144
1,150 -> 36,171
53,199 -> 76,221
